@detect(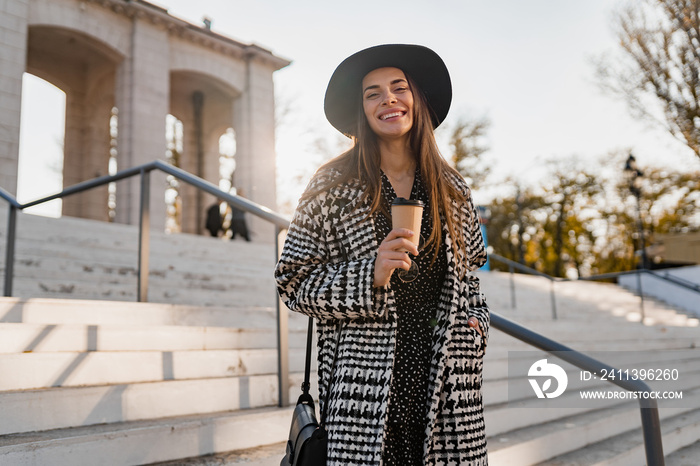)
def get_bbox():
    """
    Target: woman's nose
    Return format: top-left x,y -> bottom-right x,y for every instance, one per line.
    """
381,92 -> 397,106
